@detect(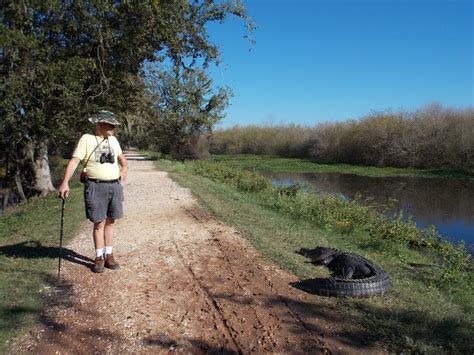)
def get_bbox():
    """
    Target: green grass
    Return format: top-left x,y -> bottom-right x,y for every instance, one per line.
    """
214,154 -> 474,179
150,156 -> 474,353
0,161 -> 84,353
